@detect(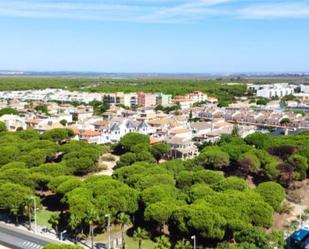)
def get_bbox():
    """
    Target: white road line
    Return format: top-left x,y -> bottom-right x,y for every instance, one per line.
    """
23,241 -> 32,247
22,241 -> 40,249
26,242 -> 35,248
33,244 -> 42,249
30,243 -> 41,249
19,240 -> 44,249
